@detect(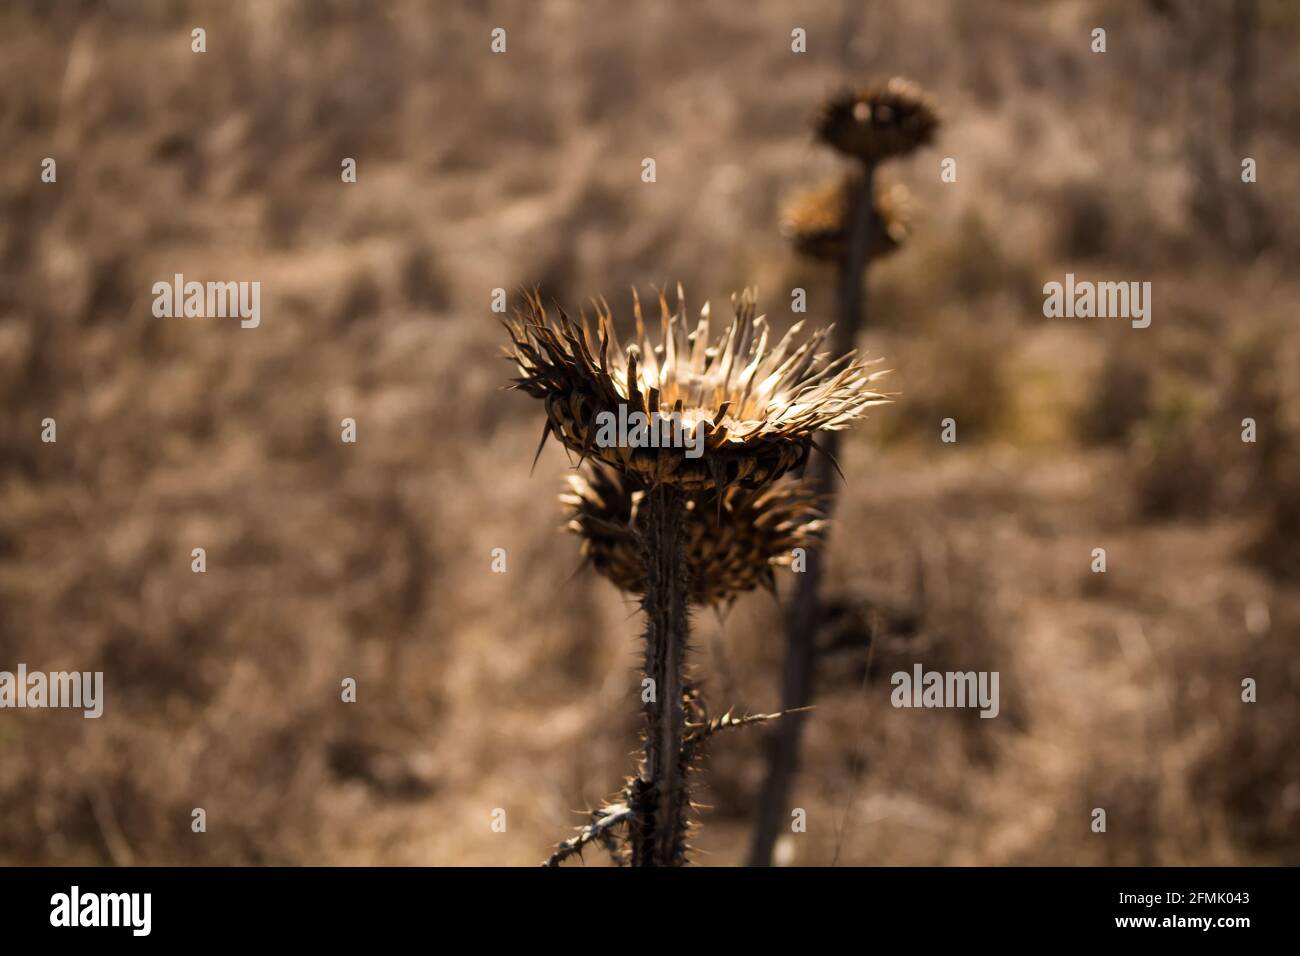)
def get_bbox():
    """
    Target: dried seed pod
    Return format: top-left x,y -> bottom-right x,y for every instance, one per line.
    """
814,77 -> 940,163
562,463 -> 827,606
781,173 -> 911,263
505,287 -> 889,492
